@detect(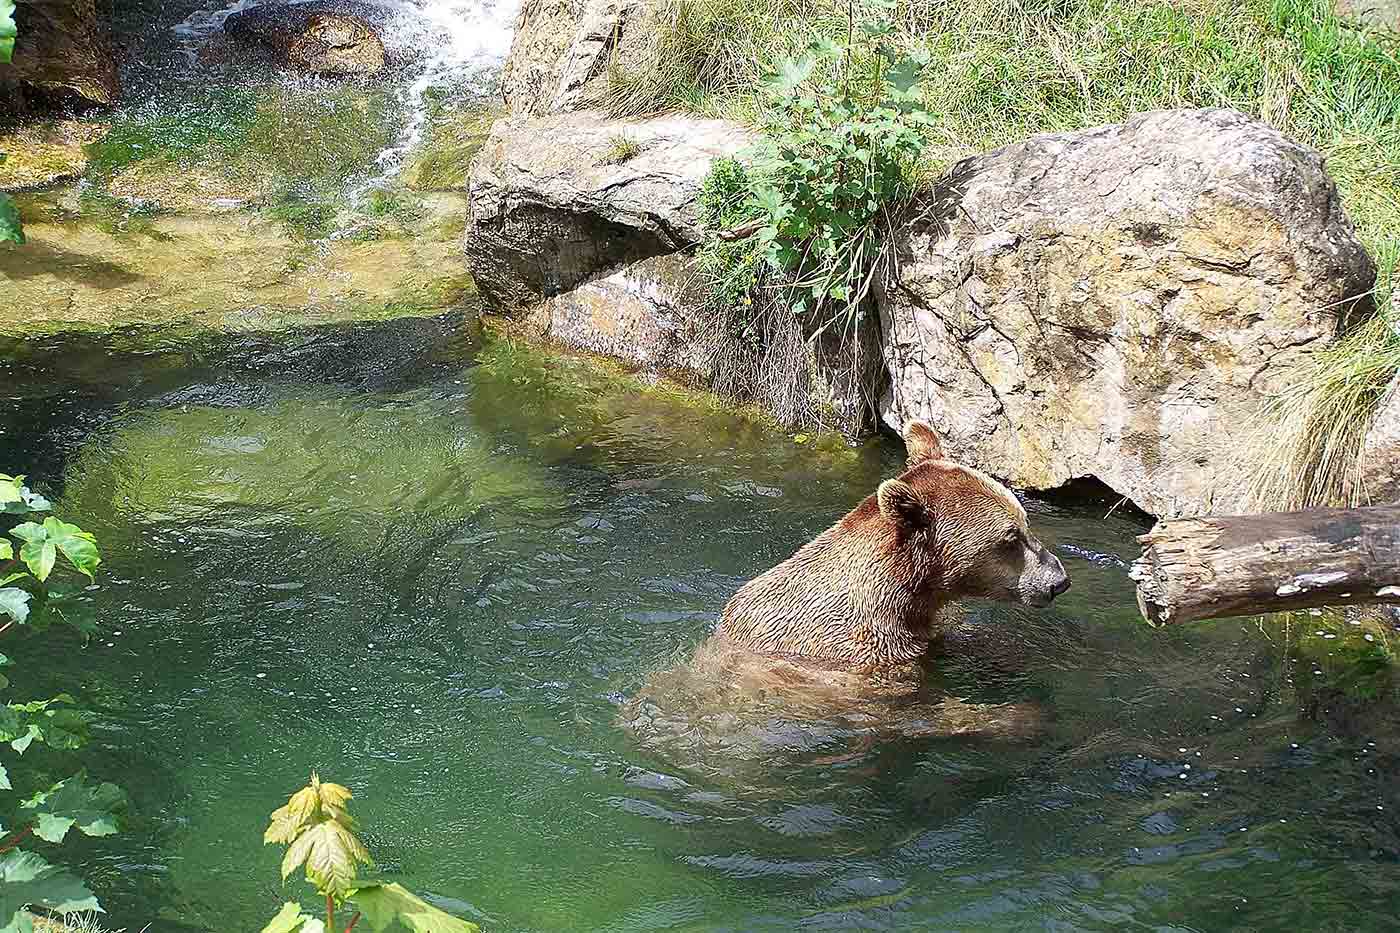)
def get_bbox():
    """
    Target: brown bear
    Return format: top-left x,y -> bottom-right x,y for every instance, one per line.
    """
713,420 -> 1070,673
619,421 -> 1070,771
